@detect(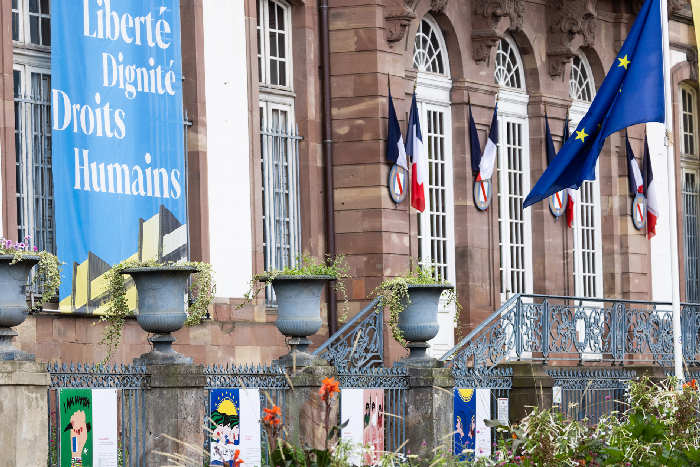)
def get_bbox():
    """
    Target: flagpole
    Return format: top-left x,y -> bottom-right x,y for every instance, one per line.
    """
660,0 -> 684,383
